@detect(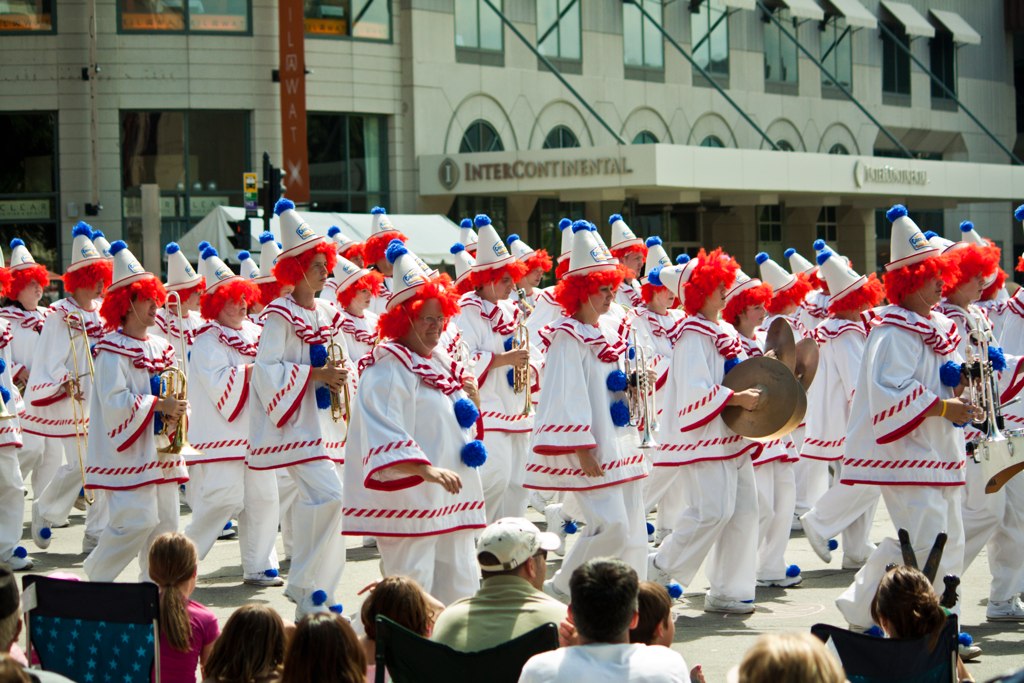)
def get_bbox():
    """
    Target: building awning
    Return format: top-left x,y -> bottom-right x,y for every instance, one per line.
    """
775,0 -> 824,21
880,1 -> 935,38
819,0 -> 876,29
929,9 -> 981,46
